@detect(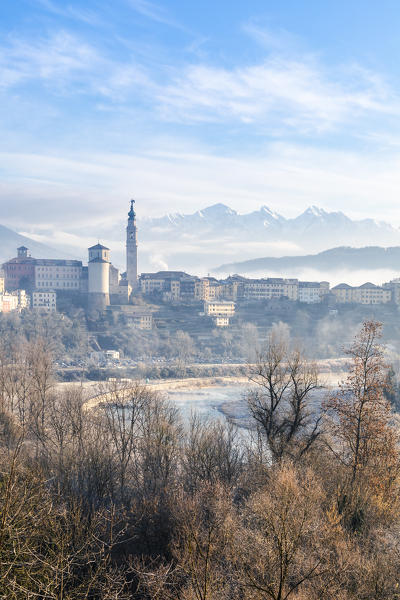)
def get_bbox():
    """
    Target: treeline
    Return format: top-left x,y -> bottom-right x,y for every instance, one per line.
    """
0,309 -> 88,360
0,321 -> 400,598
